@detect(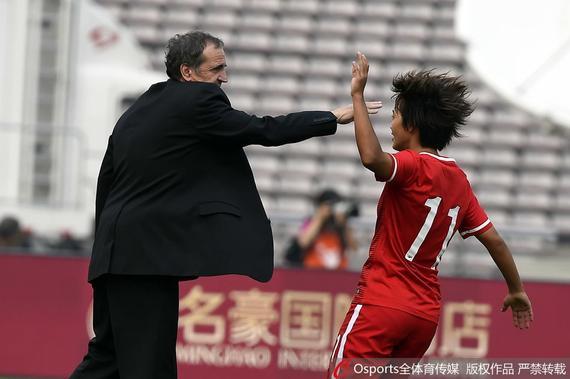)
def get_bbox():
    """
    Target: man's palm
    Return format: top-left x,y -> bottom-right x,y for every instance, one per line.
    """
332,101 -> 382,124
